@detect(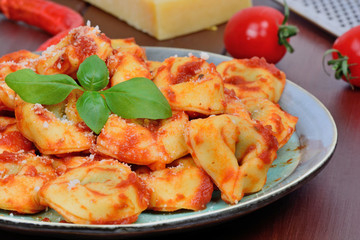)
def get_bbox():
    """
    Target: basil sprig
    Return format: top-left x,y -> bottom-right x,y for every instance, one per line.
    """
77,55 -> 109,91
5,55 -> 172,134
76,91 -> 111,134
102,78 -> 172,119
5,69 -> 83,105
